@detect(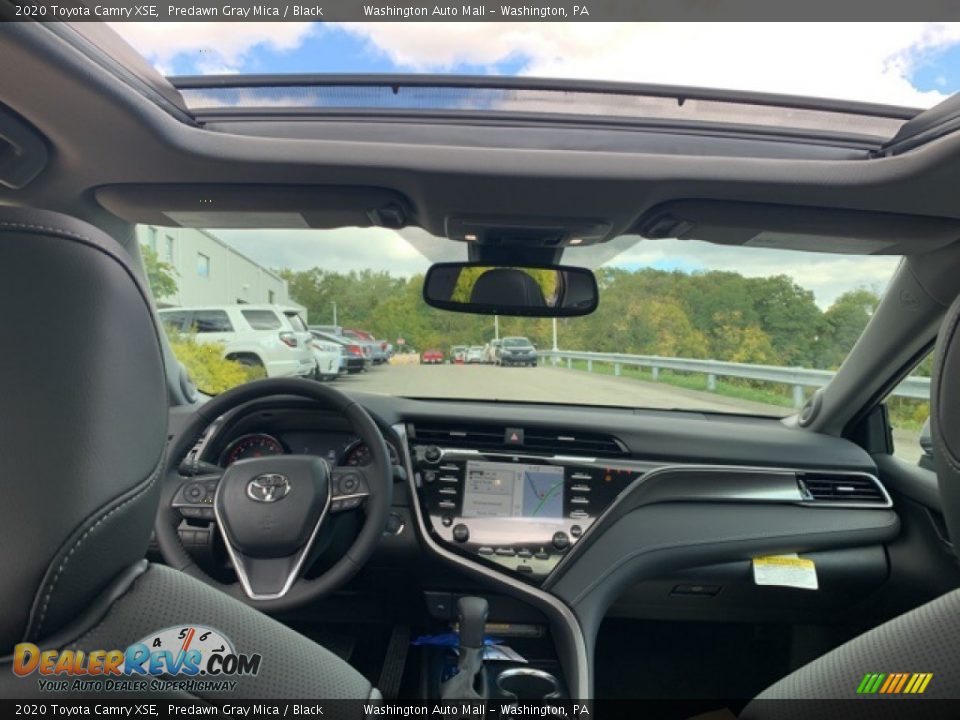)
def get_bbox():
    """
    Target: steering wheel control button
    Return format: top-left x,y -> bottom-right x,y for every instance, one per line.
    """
184,483 -> 206,503
552,532 -> 570,550
180,507 -> 201,518
339,473 -> 361,494
452,523 -> 470,543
